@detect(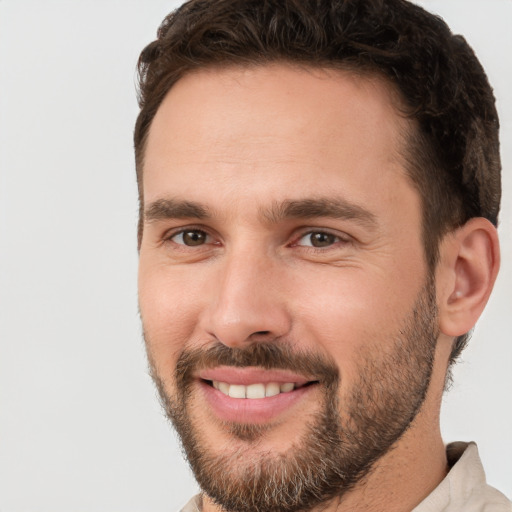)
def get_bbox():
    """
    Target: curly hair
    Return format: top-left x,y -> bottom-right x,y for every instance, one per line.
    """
134,0 -> 501,363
